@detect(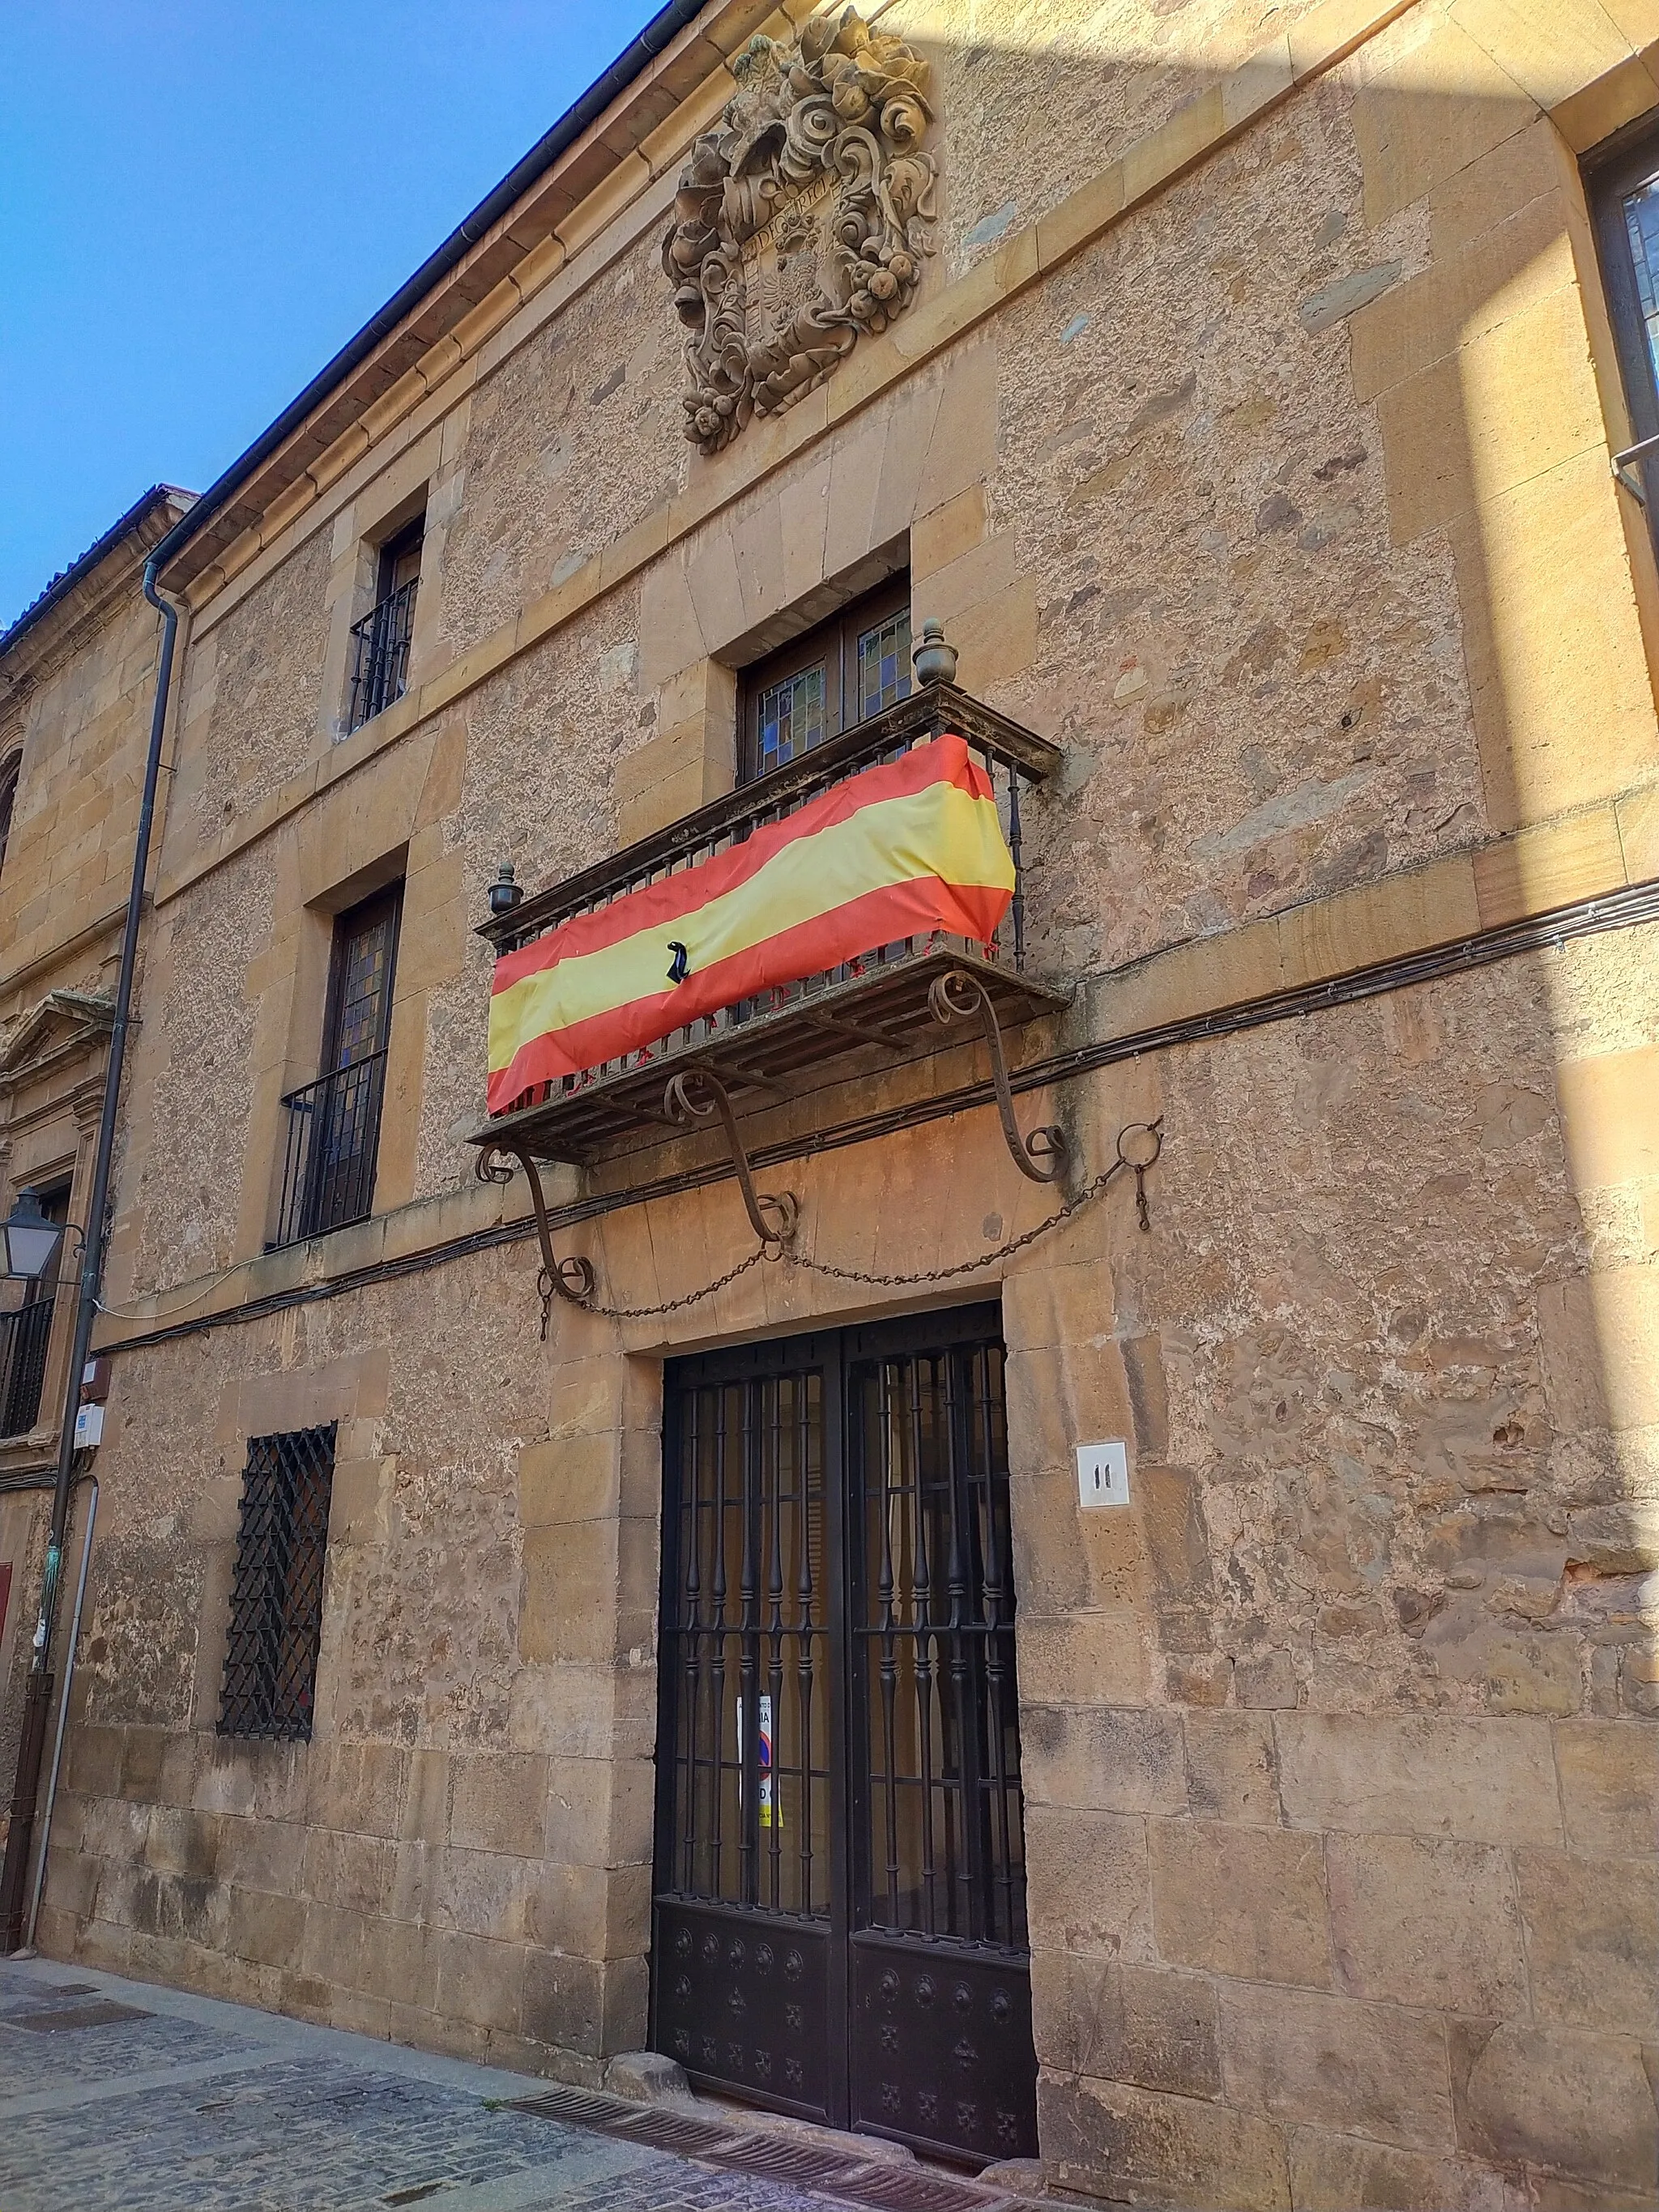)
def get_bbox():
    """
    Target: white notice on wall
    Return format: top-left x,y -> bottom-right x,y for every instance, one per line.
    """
1077,1439 -> 1130,1508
